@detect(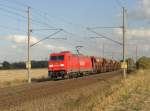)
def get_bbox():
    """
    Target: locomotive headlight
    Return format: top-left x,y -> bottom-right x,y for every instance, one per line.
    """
49,64 -> 53,67
60,64 -> 64,67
